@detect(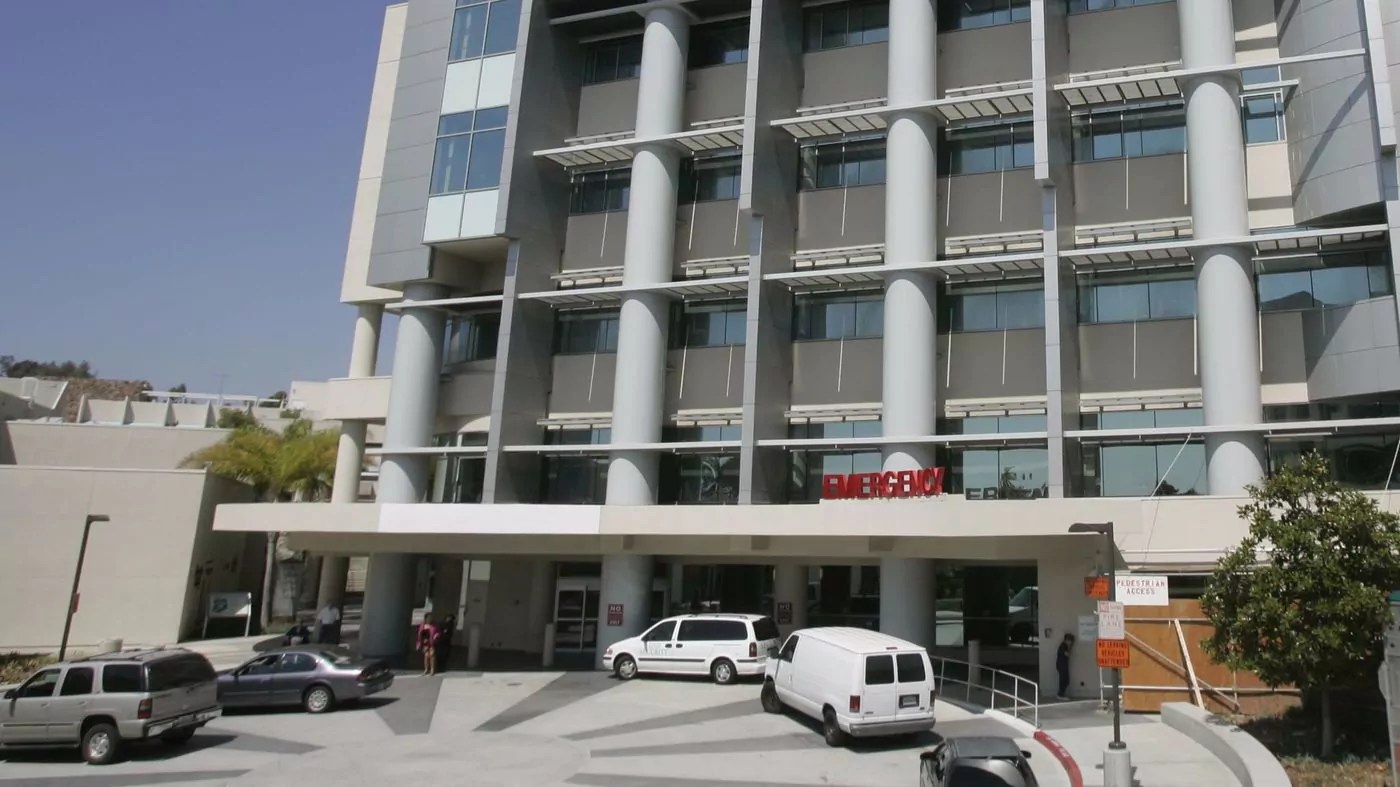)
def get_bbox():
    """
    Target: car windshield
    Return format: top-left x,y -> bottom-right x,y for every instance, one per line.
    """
1008,587 -> 1036,608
